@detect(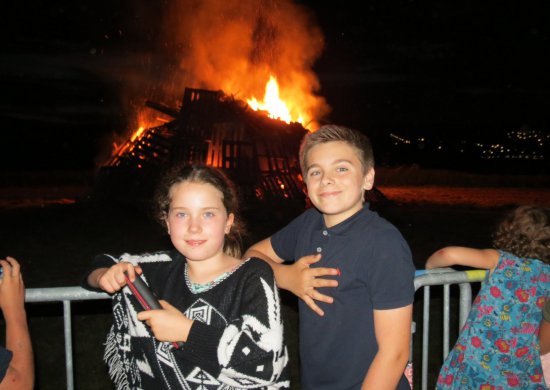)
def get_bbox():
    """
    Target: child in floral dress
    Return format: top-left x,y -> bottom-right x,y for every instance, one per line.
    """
426,205 -> 550,389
